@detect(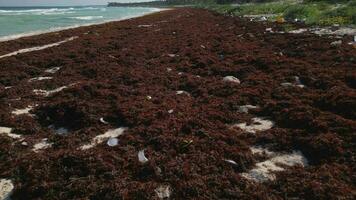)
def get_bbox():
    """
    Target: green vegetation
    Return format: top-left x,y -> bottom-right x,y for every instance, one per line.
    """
197,0 -> 356,26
